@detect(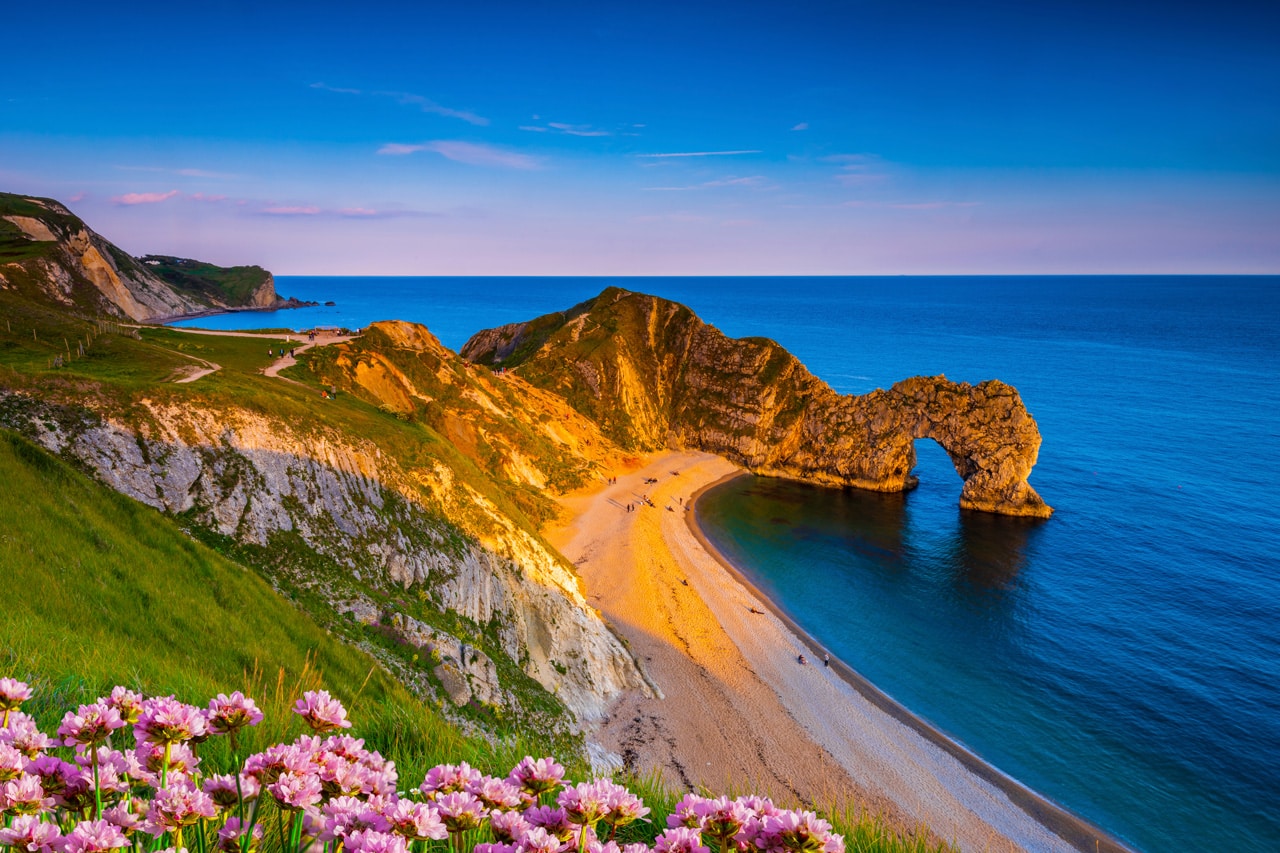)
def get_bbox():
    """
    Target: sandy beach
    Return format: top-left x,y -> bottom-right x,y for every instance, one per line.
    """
547,450 -> 1124,853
